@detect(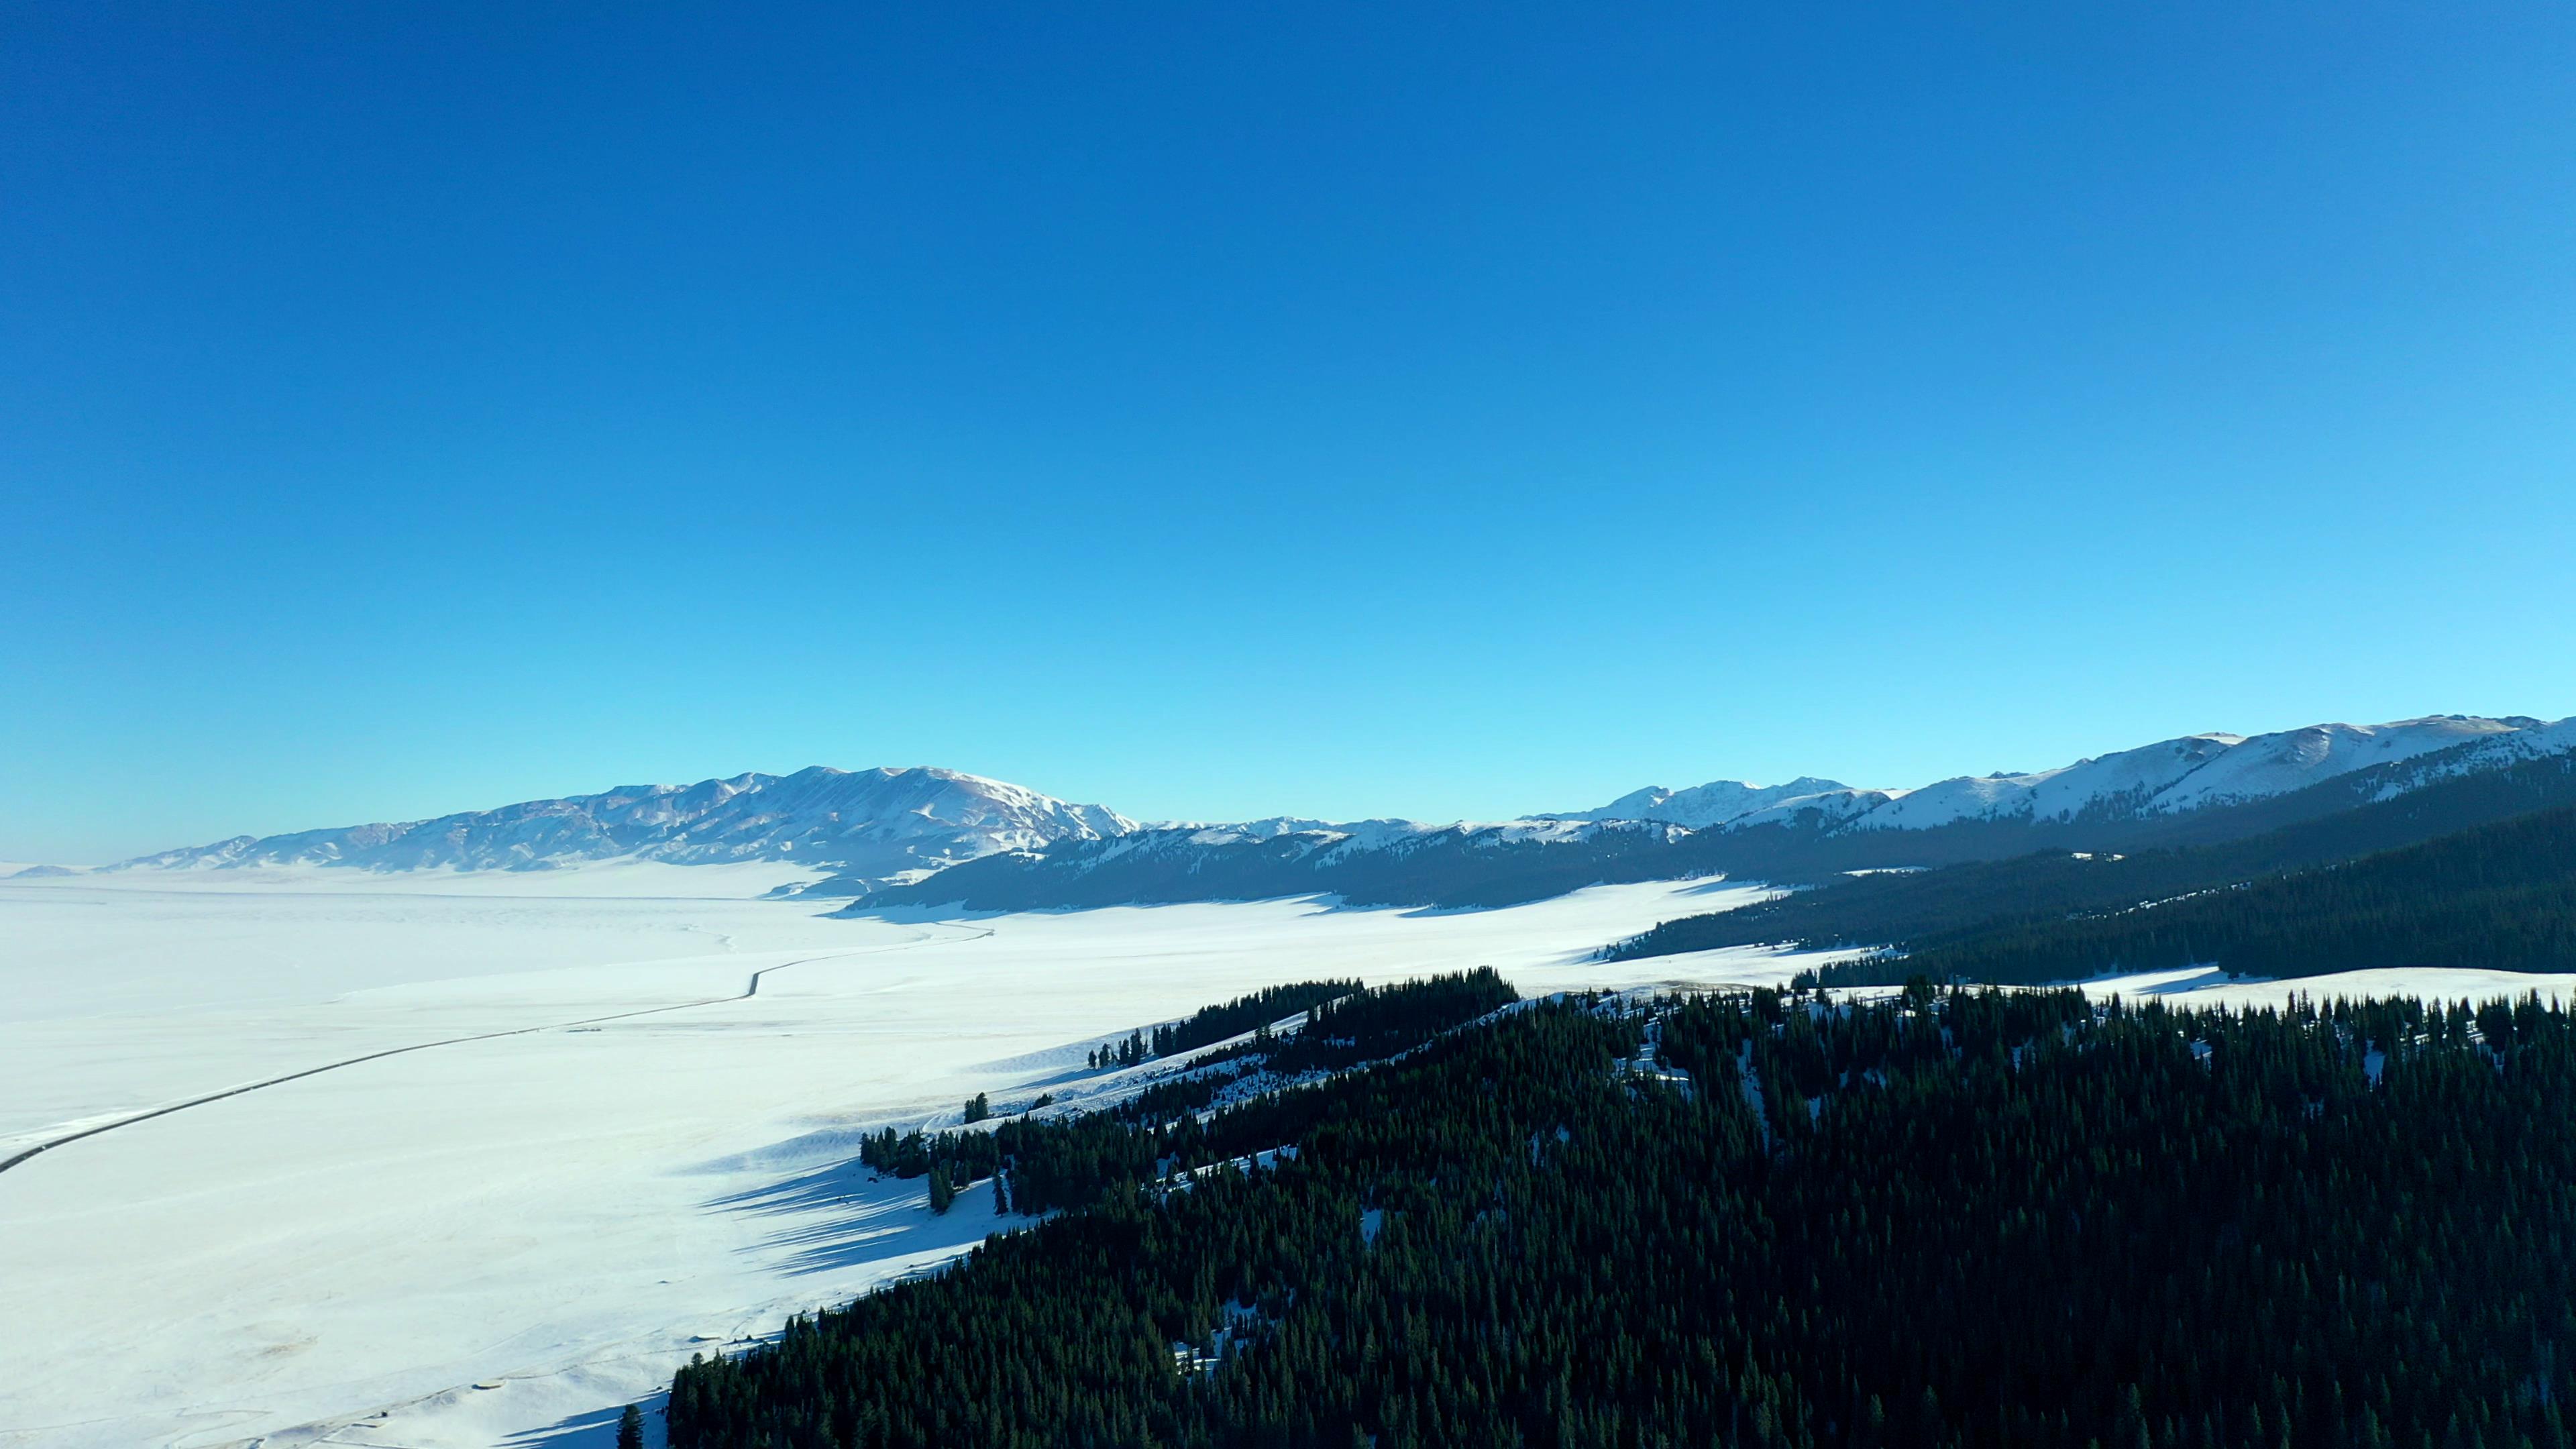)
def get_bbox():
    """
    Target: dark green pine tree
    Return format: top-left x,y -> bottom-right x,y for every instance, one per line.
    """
992,1171 -> 1011,1215
616,1403 -> 643,1449
926,1164 -> 955,1215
